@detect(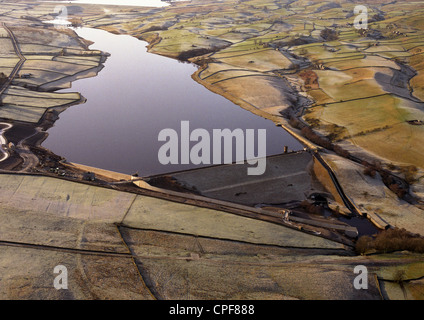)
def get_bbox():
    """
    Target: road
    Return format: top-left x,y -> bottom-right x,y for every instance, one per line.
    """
15,128 -> 41,172
0,22 -> 26,98
0,23 -> 39,171
0,122 -> 12,162
313,151 -> 363,217
276,120 -> 364,217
